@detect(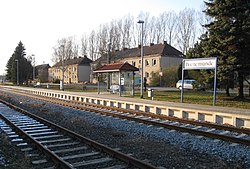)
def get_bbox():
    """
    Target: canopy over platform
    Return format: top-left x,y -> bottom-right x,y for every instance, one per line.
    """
93,62 -> 139,96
